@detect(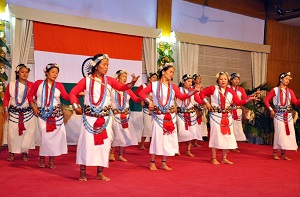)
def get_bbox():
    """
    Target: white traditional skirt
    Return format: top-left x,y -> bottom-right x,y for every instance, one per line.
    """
232,109 -> 247,141
209,112 -> 237,149
177,112 -> 202,142
76,115 -> 113,167
150,113 -> 178,156
273,113 -> 298,150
